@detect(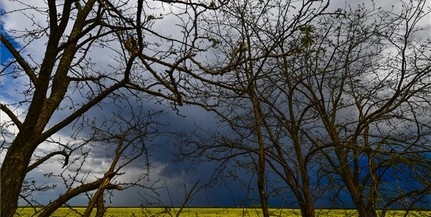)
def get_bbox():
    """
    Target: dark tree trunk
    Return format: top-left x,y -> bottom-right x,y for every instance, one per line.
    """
1,137 -> 35,217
